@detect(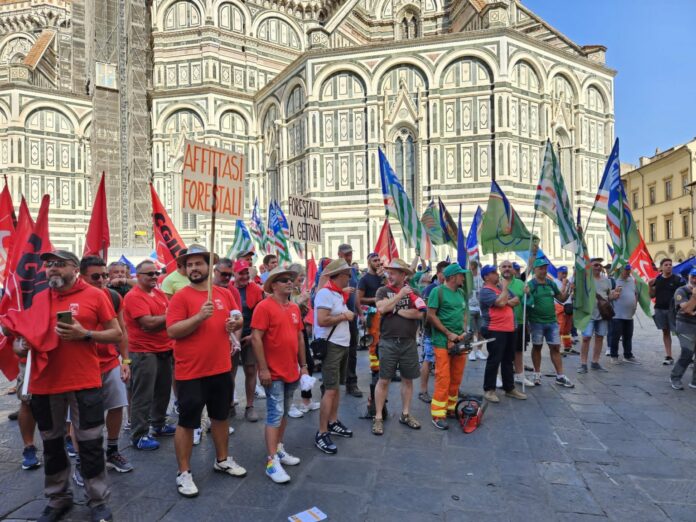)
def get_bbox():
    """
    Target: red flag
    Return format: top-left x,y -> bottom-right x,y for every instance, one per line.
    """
304,254 -> 317,293
0,335 -> 19,381
83,173 -> 110,261
151,184 -> 186,269
628,237 -> 658,280
0,195 -> 57,377
375,218 -> 399,265
0,178 -> 17,283
18,196 -> 34,229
